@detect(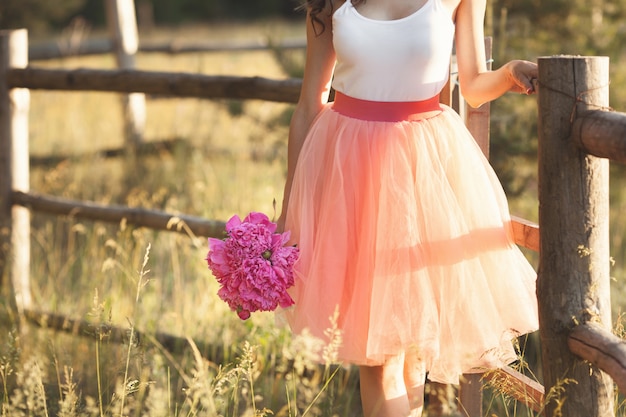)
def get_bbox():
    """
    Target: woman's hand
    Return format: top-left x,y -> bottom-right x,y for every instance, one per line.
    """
504,60 -> 538,95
